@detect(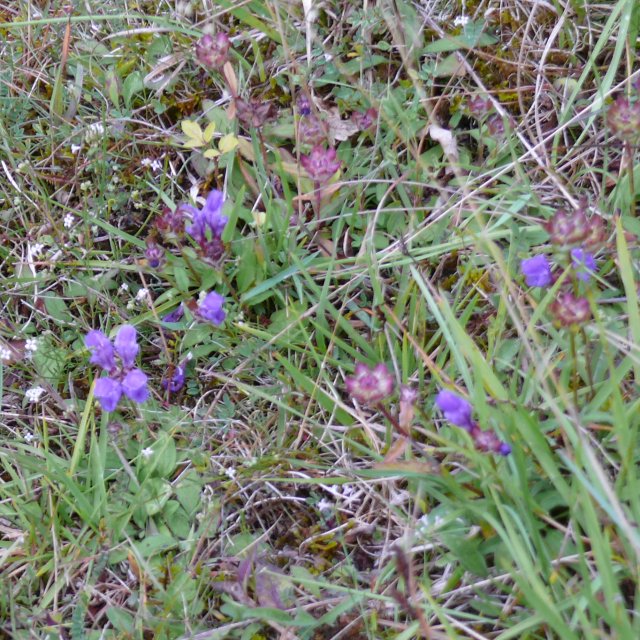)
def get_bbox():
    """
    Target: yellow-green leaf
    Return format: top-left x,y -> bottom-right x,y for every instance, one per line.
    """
218,133 -> 239,153
181,119 -> 203,141
203,121 -> 217,143
203,148 -> 220,159
184,139 -> 205,149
